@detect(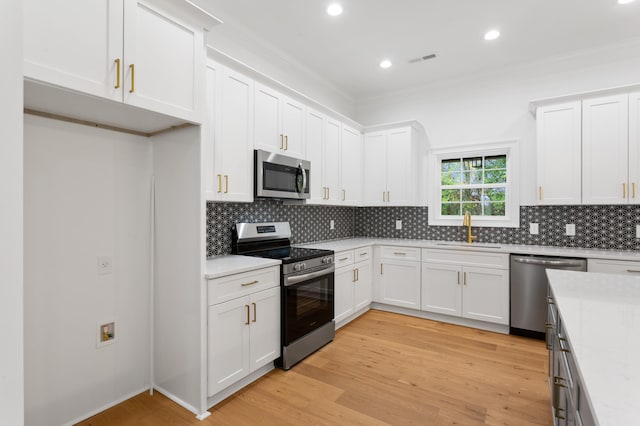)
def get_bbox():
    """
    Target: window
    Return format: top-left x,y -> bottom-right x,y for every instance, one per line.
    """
428,141 -> 520,228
